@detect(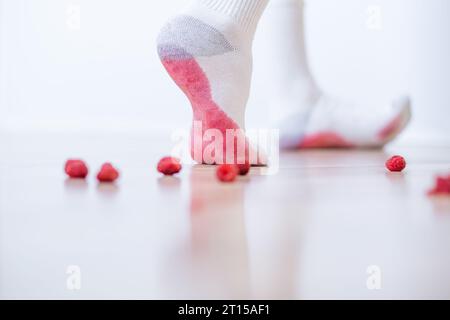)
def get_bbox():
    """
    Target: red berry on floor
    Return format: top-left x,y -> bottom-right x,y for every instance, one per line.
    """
157,157 -> 182,175
65,159 -> 88,178
385,155 -> 406,172
216,164 -> 238,182
428,174 -> 450,195
237,163 -> 250,176
97,163 -> 119,182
